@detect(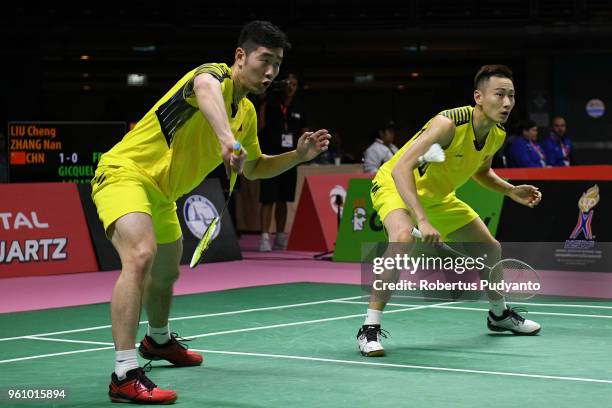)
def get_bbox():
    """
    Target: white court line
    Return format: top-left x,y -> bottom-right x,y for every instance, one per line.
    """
392,294 -> 612,310
4,292 -> 608,343
334,300 -> 442,307
3,299 -> 610,365
0,324 -> 114,342
184,301 -> 458,340
0,295 -> 366,342
0,346 -> 114,364
433,305 -> 612,320
333,300 -> 612,319
24,336 -> 114,346
8,296 -> 610,349
8,302 -> 455,346
191,348 -> 612,385
509,301 -> 612,310
0,302 -> 456,364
